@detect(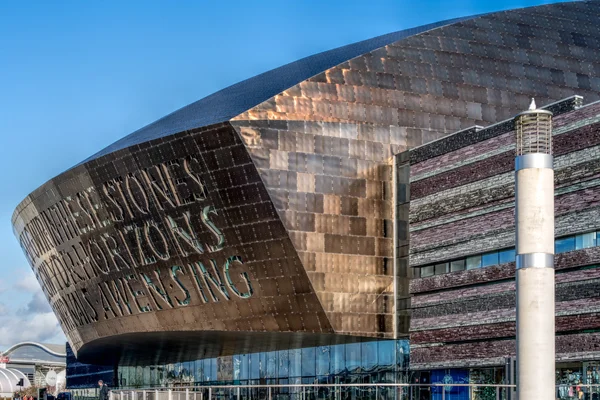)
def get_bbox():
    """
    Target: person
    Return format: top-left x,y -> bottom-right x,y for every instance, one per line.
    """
98,380 -> 109,400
